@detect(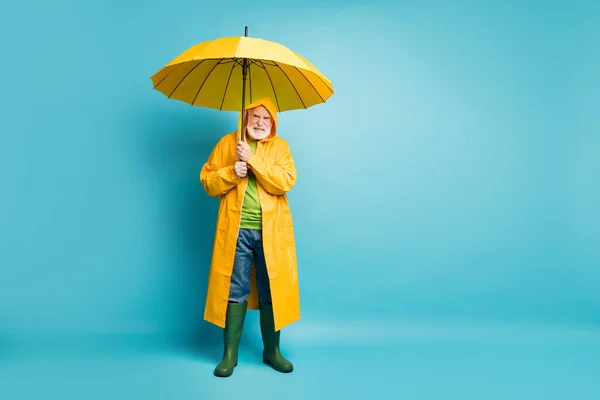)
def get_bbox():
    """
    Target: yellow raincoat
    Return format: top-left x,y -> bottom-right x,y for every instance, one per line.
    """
200,97 -> 300,332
